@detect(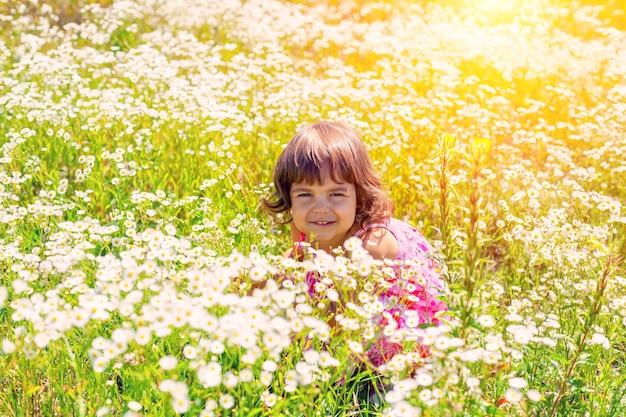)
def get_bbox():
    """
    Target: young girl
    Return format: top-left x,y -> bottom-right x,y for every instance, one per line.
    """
262,120 -> 446,369
263,120 -> 441,278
